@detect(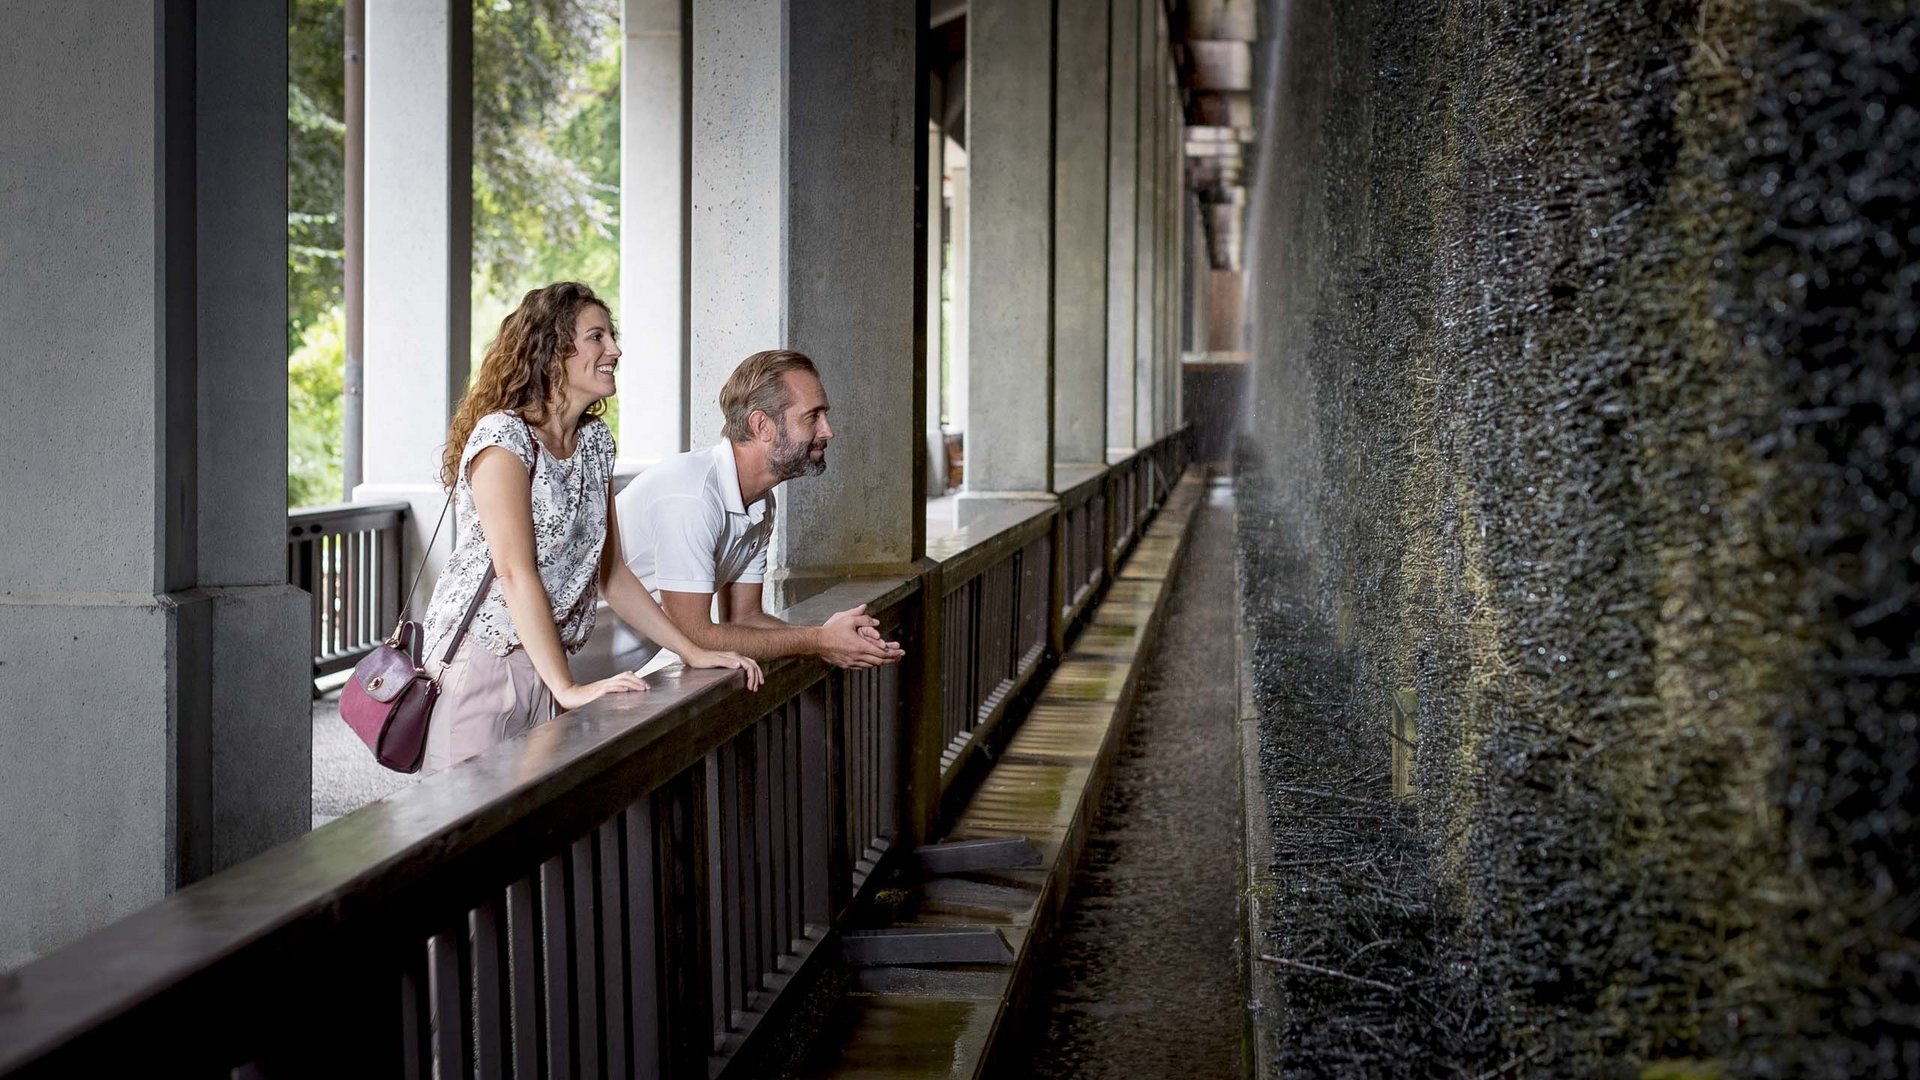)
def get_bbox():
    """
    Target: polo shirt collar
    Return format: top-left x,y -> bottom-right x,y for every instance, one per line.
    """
713,440 -> 765,519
